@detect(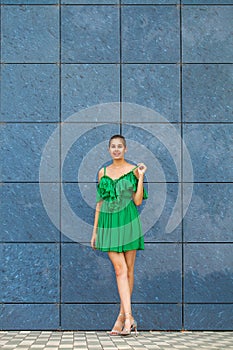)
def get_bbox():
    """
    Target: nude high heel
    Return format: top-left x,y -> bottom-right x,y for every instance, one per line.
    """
120,312 -> 138,337
109,313 -> 125,336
